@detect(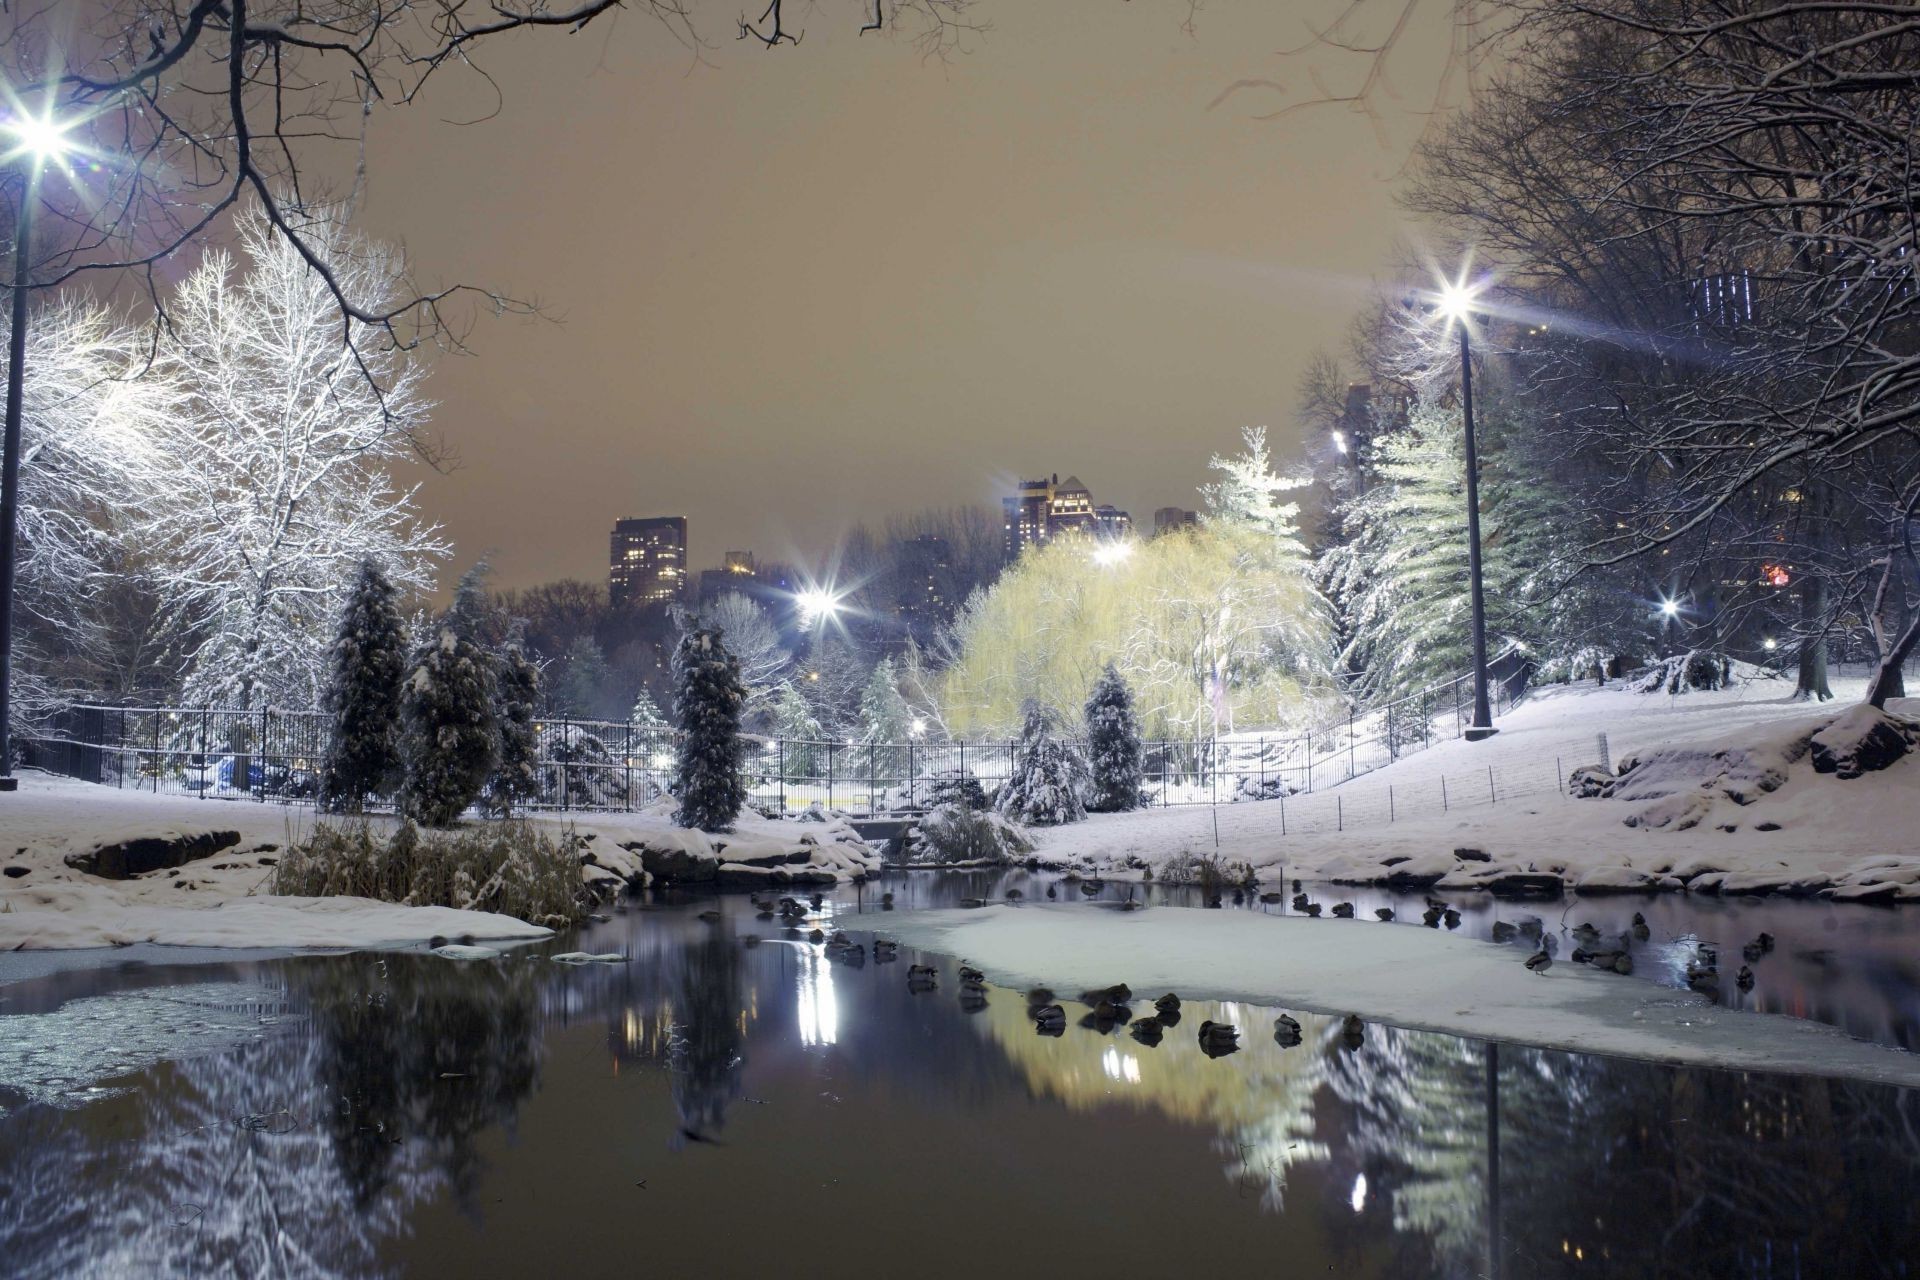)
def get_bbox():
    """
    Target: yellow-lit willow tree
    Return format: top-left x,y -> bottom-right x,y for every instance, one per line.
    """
939,429 -> 1340,740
